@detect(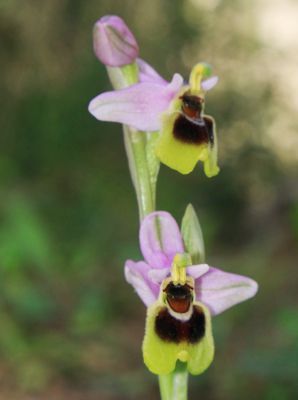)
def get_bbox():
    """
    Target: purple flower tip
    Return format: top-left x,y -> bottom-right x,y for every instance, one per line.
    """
93,15 -> 139,67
